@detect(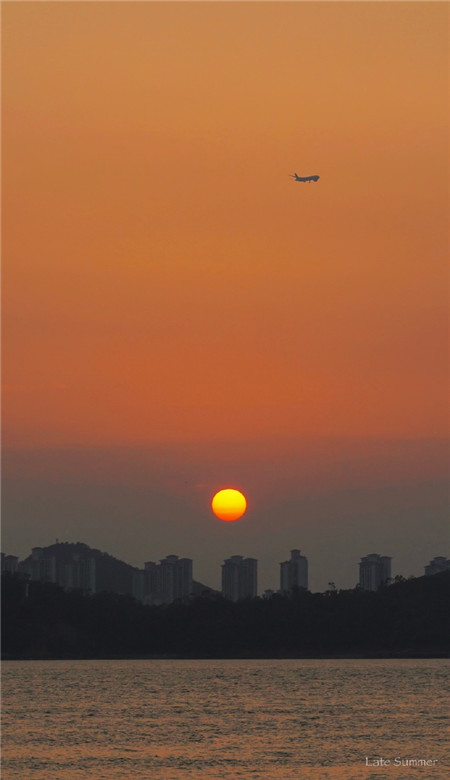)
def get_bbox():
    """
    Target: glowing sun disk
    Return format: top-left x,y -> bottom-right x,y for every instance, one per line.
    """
211,488 -> 247,521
